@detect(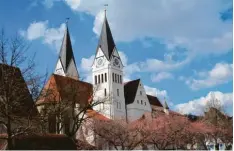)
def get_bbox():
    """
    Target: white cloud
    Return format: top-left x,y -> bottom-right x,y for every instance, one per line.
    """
118,51 -> 128,66
60,0 -> 232,57
80,55 -> 94,72
42,0 -> 55,8
20,21 -> 67,51
175,91 -> 233,115
79,55 -> 95,83
21,21 -> 48,40
151,72 -> 174,82
184,62 -> 233,90
144,85 -> 168,101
